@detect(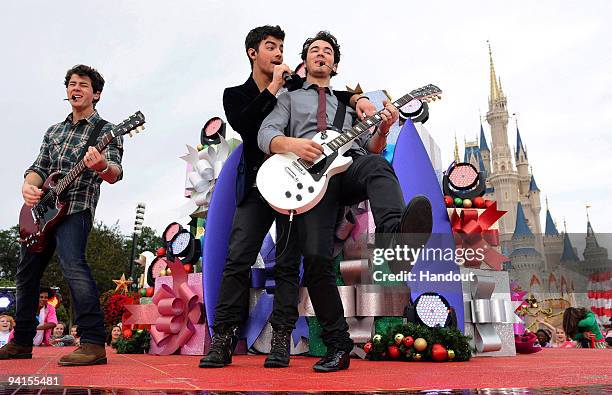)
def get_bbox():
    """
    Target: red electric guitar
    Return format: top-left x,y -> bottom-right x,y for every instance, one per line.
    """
19,111 -> 146,252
